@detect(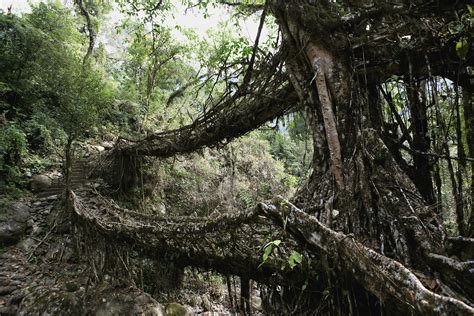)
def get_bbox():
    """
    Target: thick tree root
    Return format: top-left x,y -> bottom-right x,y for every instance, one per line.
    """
260,201 -> 474,315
